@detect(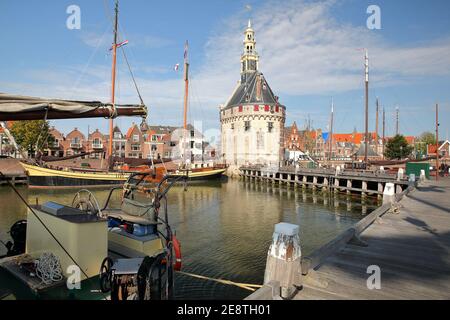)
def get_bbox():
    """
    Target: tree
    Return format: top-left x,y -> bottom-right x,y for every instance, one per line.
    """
416,131 -> 436,156
384,135 -> 414,160
10,120 -> 52,156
